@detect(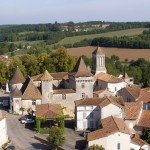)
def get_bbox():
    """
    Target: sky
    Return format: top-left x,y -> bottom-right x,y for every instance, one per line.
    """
0,0 -> 150,25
